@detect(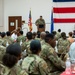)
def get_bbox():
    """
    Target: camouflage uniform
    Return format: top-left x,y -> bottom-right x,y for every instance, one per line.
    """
21,40 -> 32,54
22,54 -> 50,75
1,37 -> 14,47
35,19 -> 45,32
57,38 -> 70,54
0,38 -> 4,45
40,43 -> 65,75
5,36 -> 14,44
16,35 -> 26,45
0,63 -> 28,75
35,19 -> 45,26
0,45 -> 6,63
40,39 -> 46,46
55,32 -> 61,40
35,38 -> 41,41
57,38 -> 70,61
